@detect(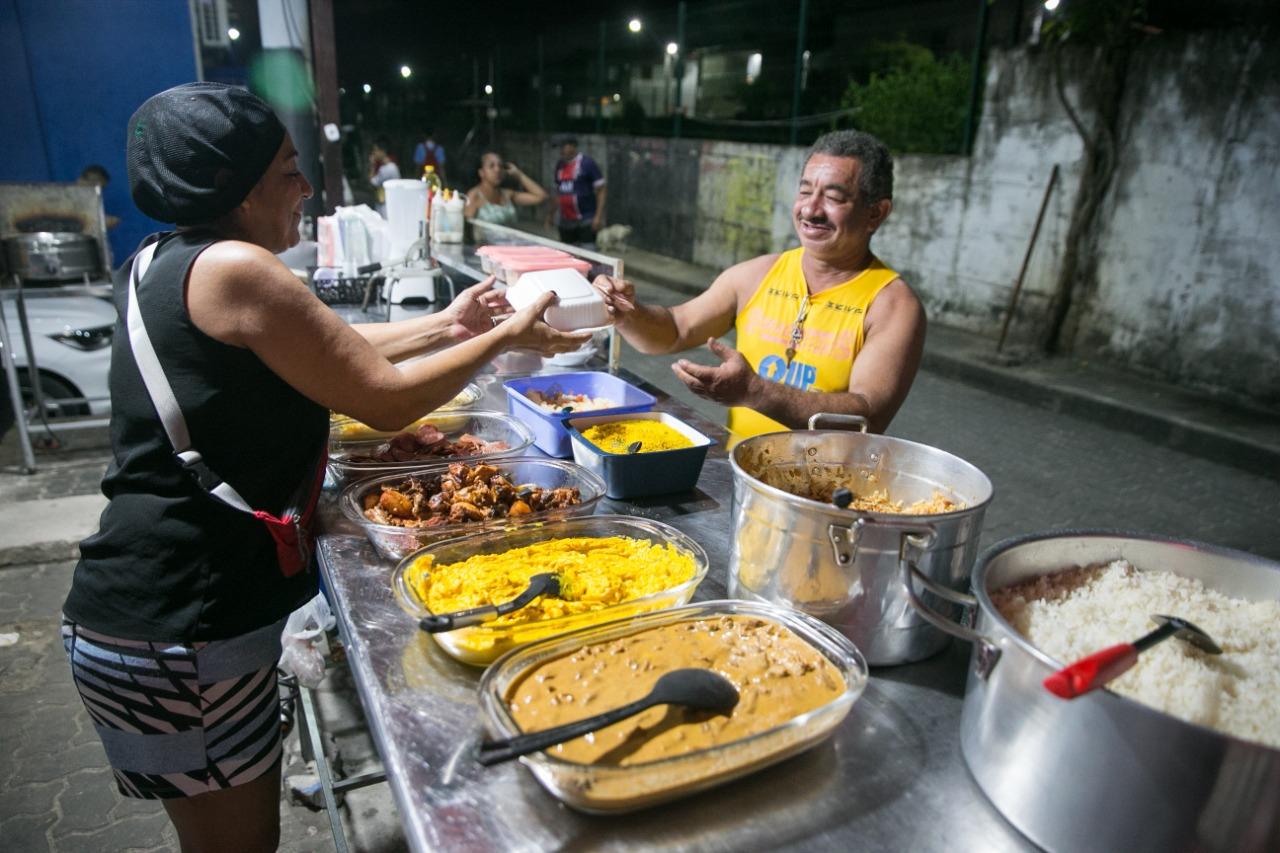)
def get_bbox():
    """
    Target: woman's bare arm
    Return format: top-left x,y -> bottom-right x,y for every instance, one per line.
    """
187,243 -> 588,430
